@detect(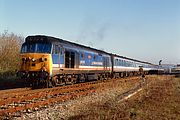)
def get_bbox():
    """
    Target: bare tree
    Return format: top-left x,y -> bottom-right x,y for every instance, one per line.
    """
0,31 -> 24,75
